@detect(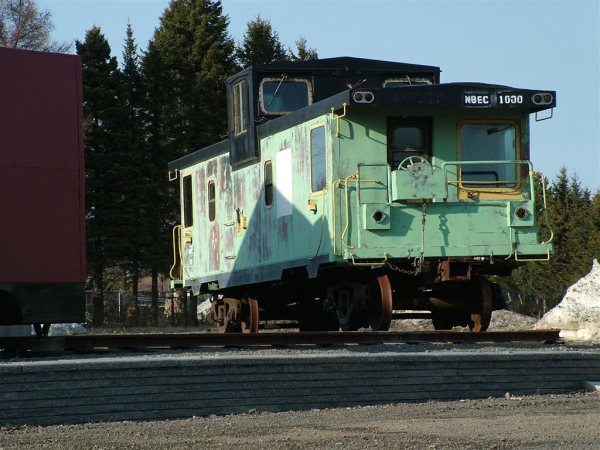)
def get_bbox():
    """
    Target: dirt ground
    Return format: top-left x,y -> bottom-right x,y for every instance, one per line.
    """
1,391 -> 599,449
